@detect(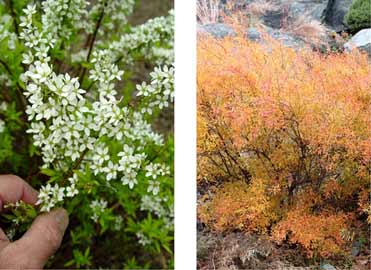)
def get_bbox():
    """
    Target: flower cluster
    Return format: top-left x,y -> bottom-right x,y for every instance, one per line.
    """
40,0 -> 89,40
90,199 -> 108,222
18,1 -> 174,221
113,215 -> 123,231
137,65 -> 174,114
141,195 -> 174,229
109,10 -> 174,66
0,119 -> 4,133
69,0 -> 136,64
145,163 -> 170,194
0,15 -> 17,50
36,183 -> 66,212
19,1 -> 87,59
34,175 -> 79,212
88,49 -> 124,101
0,0 -> 174,266
0,101 -> 7,133
136,231 -> 151,246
